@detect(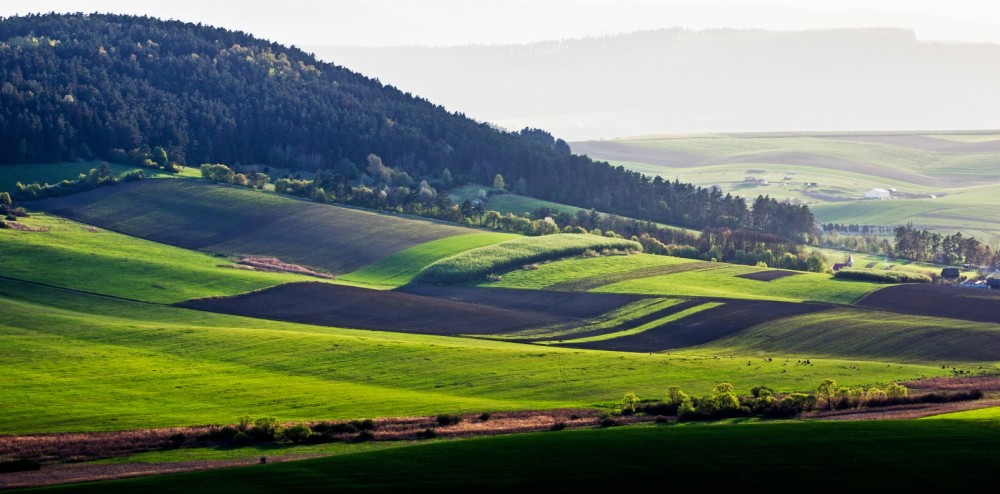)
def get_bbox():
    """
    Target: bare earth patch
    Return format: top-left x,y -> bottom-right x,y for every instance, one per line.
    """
235,256 -> 333,279
3,221 -> 48,232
